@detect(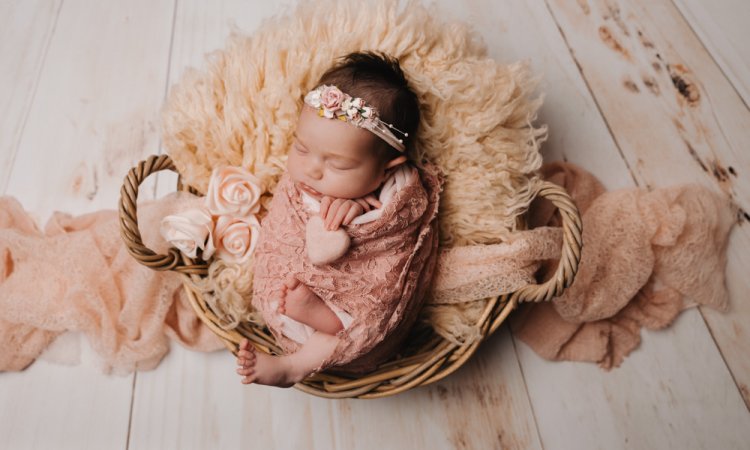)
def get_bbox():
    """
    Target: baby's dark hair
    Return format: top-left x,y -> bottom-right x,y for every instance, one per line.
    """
316,51 -> 420,162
